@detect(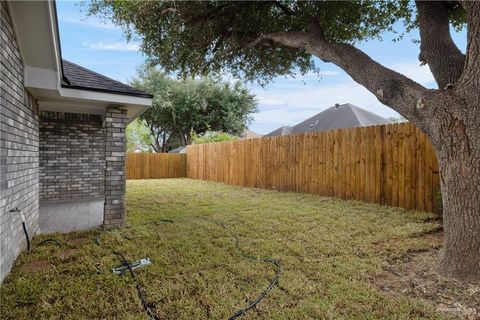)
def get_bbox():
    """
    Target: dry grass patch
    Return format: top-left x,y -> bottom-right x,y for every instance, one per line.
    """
1,178 -> 470,319
373,246 -> 479,320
